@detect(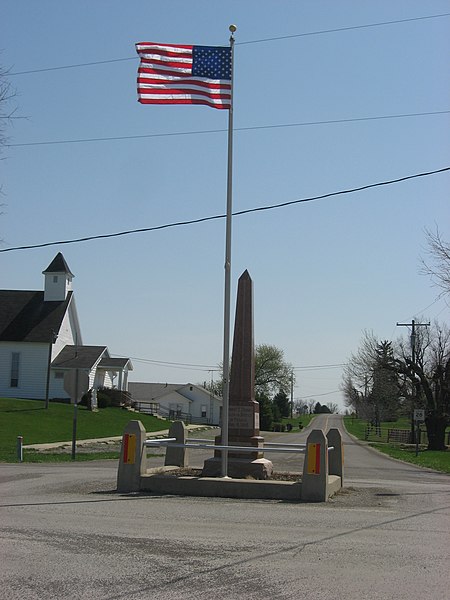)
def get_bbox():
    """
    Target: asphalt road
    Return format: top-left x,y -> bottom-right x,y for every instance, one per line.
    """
1,415 -> 449,599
